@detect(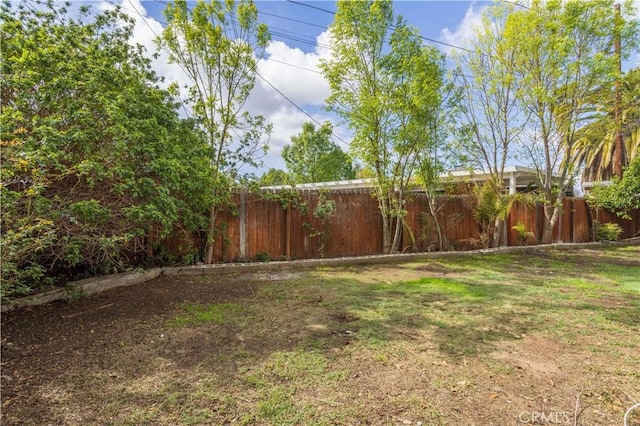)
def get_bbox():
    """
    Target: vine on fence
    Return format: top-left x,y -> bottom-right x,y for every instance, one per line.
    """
311,189 -> 335,258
